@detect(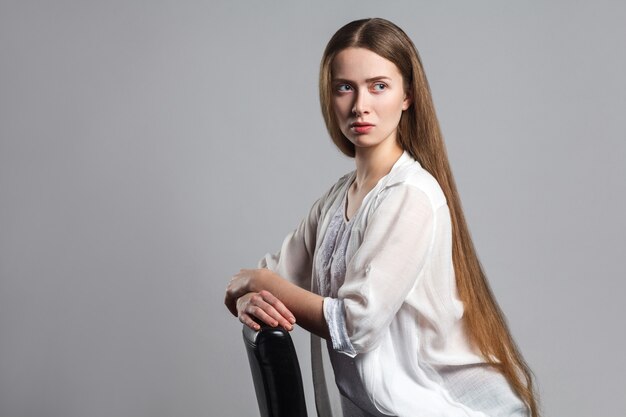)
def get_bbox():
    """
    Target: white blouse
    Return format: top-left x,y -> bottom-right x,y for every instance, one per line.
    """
259,151 -> 528,417
317,185 -> 387,416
